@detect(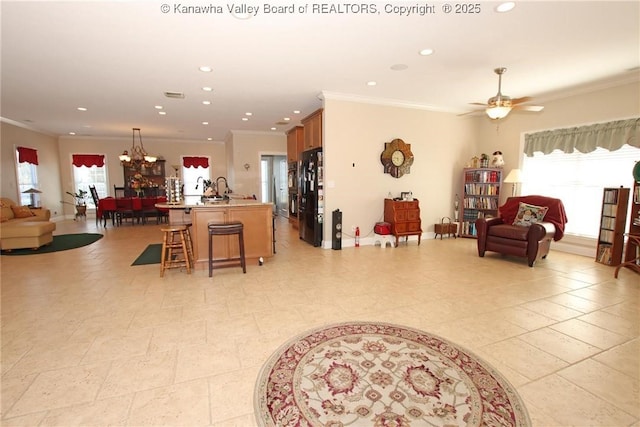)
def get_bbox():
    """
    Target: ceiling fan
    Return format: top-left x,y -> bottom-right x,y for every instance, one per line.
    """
465,67 -> 544,120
